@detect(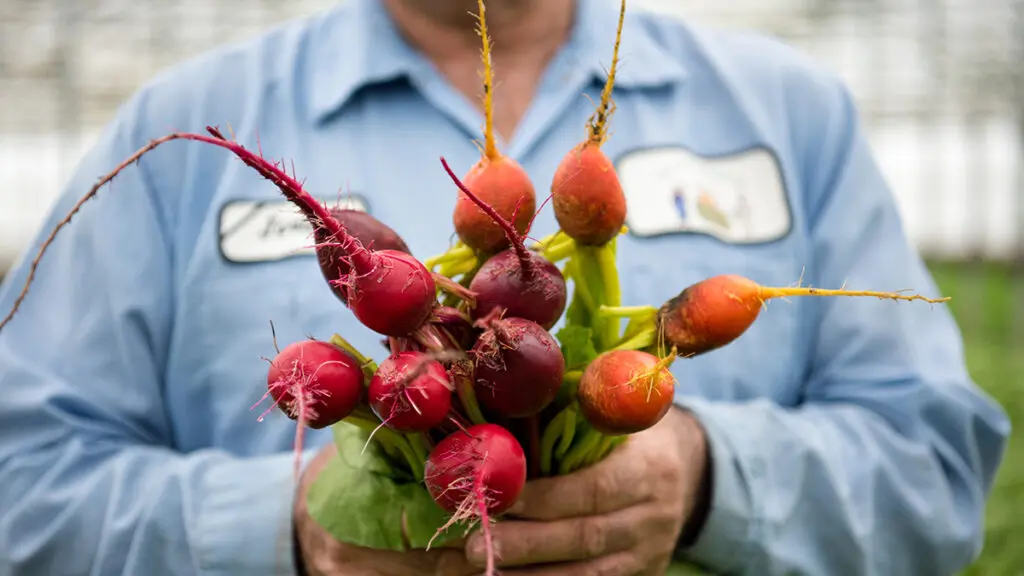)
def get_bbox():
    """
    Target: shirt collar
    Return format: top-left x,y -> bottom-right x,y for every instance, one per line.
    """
306,0 -> 419,123
306,0 -> 688,124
